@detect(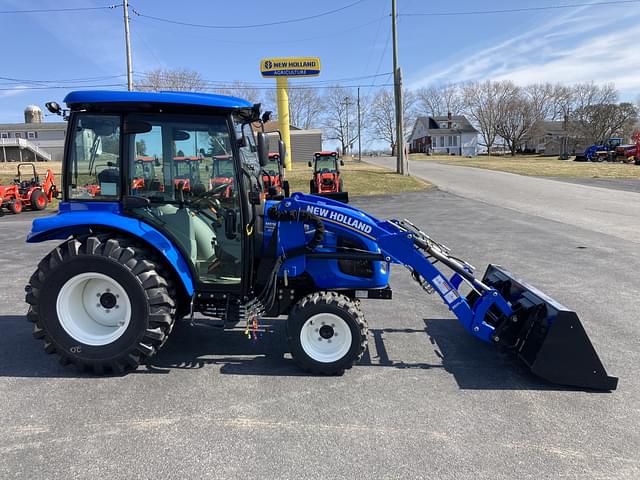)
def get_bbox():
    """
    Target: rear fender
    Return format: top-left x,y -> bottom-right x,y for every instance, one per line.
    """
26,202 -> 195,296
